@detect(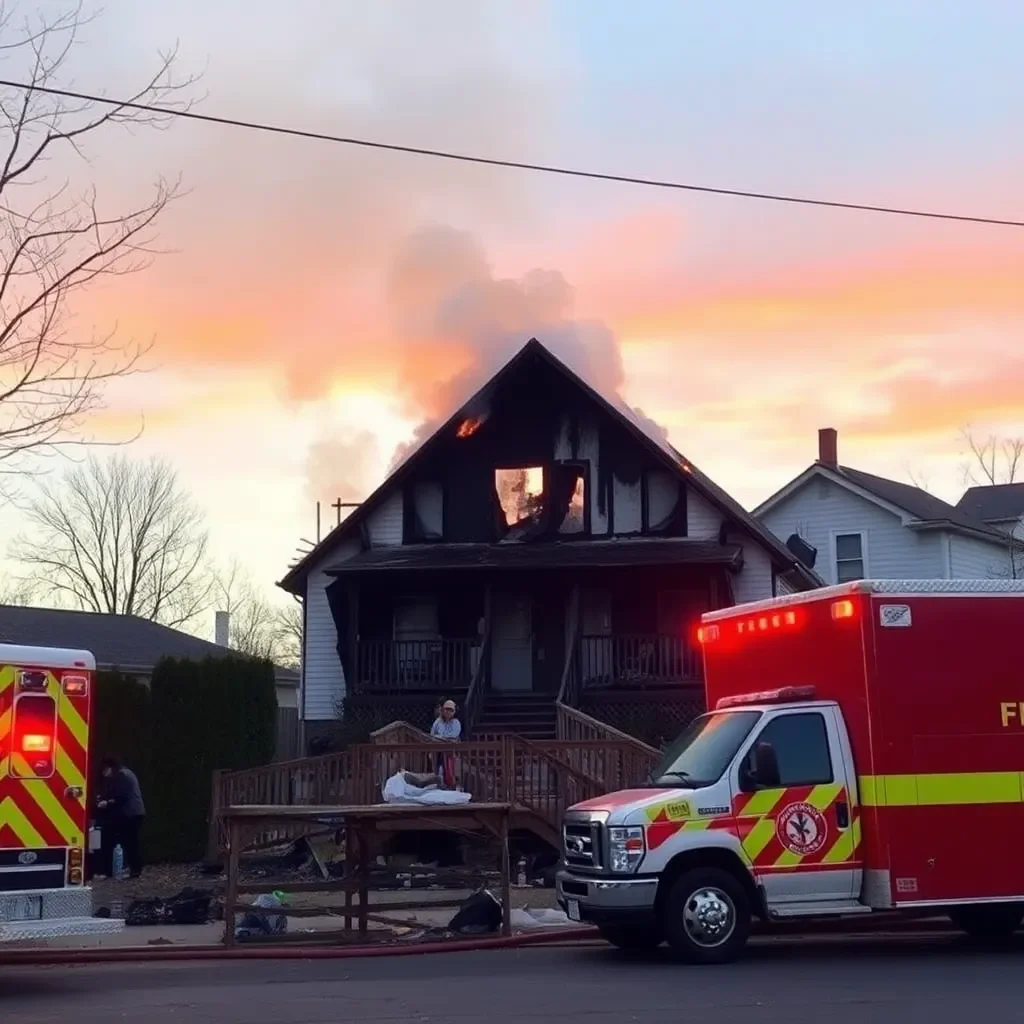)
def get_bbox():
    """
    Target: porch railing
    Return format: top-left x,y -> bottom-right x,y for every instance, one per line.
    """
209,729 -> 644,857
579,633 -> 700,689
355,638 -> 481,692
554,703 -> 660,791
